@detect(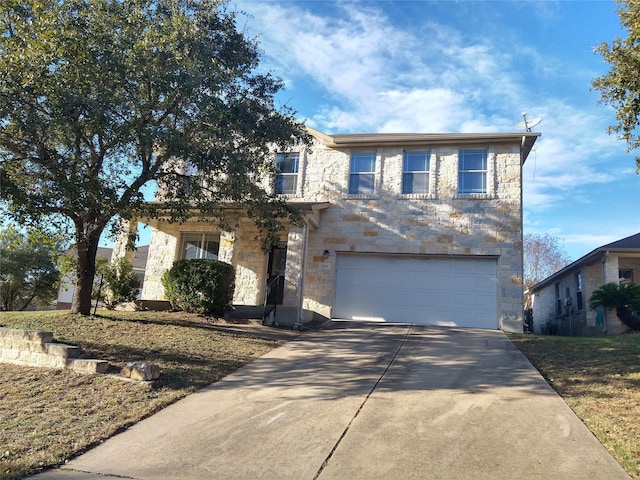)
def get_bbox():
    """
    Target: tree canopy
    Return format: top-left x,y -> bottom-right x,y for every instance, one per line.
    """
523,233 -> 572,292
592,0 -> 640,171
0,0 -> 309,315
0,225 -> 65,311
